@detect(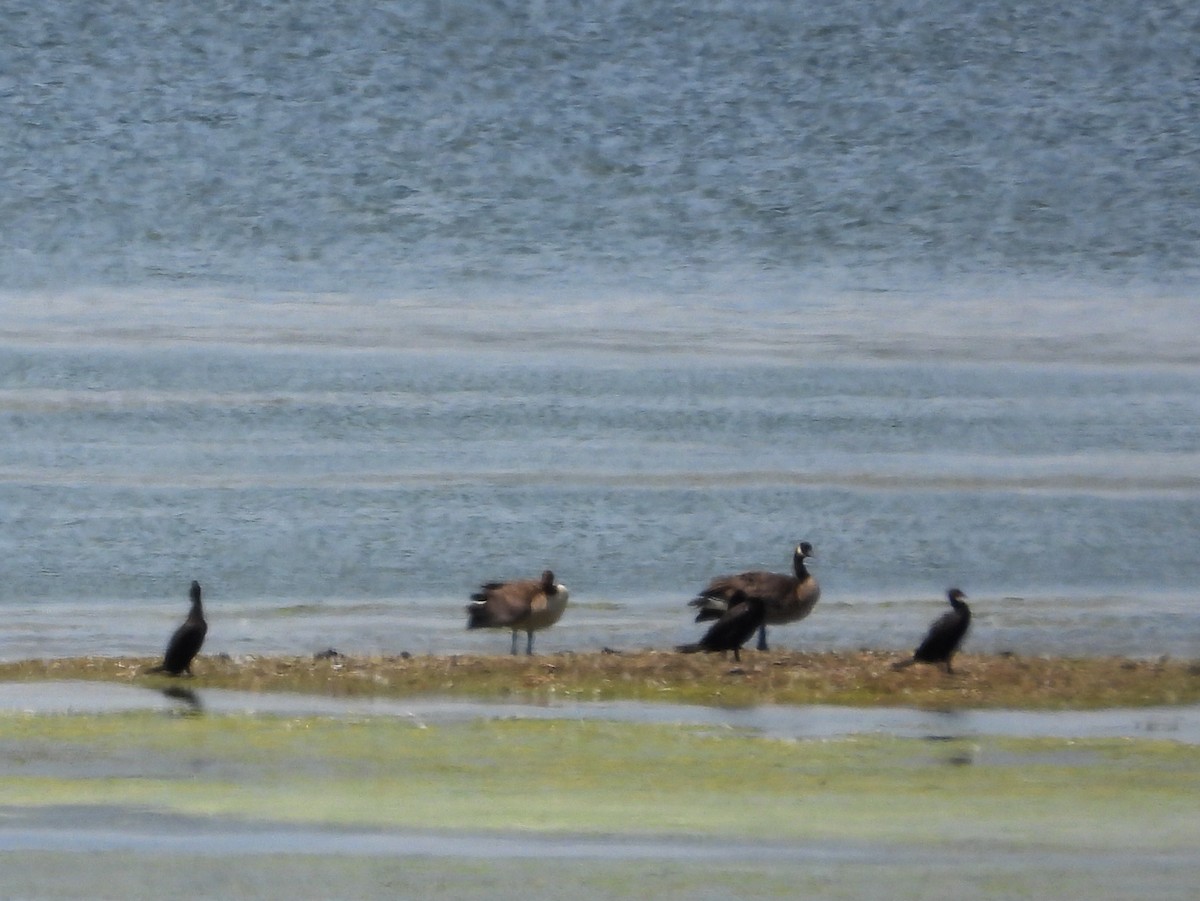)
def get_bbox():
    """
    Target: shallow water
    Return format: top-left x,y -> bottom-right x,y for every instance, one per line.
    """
4,6 -> 1198,896
3,0 -> 1199,666
3,337 -> 1199,662
2,688 -> 1198,901
4,681 -> 1198,901
0,804 -> 856,861
2,819 -> 1193,901
4,681 -> 1198,744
